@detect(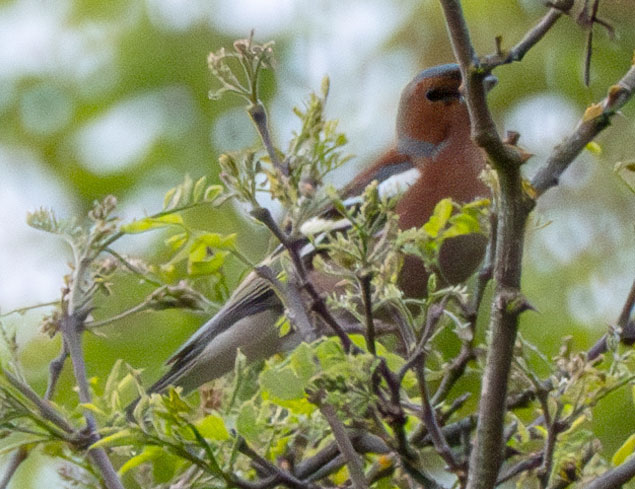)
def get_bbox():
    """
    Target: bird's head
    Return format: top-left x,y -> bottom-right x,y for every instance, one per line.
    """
396,63 -> 496,157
